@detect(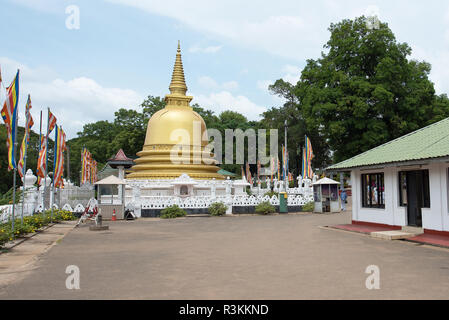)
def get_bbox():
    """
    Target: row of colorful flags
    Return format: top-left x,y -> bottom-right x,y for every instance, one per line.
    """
0,69 -> 66,187
0,67 -> 98,191
241,135 -> 314,185
81,148 -> 98,184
